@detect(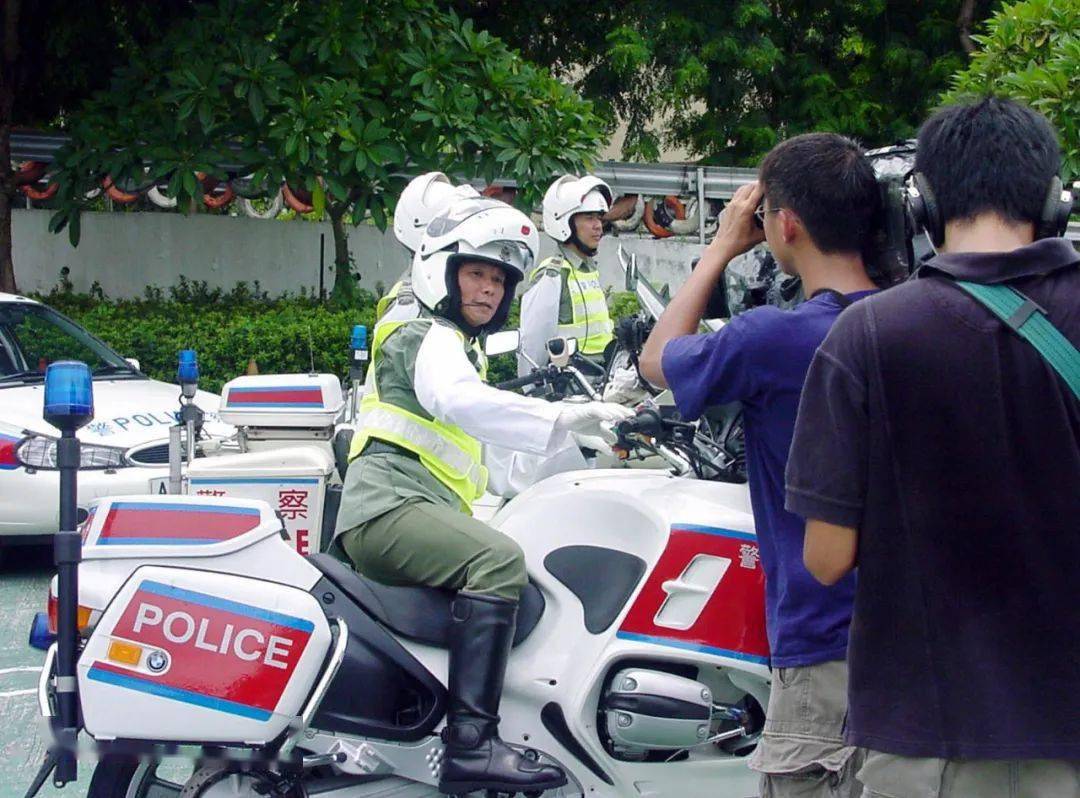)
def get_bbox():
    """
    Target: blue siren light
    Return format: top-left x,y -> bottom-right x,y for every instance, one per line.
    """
177,349 -> 199,385
43,361 -> 94,429
351,324 -> 368,350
